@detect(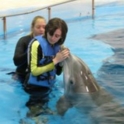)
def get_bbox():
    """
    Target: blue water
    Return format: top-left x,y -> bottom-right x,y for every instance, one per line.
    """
0,2 -> 124,124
